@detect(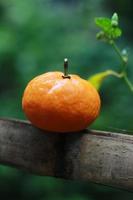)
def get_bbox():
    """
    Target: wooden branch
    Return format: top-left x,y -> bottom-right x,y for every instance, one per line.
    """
0,118 -> 133,191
